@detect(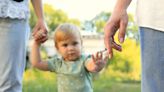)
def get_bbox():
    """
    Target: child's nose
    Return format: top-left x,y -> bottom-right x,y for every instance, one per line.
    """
68,45 -> 74,50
